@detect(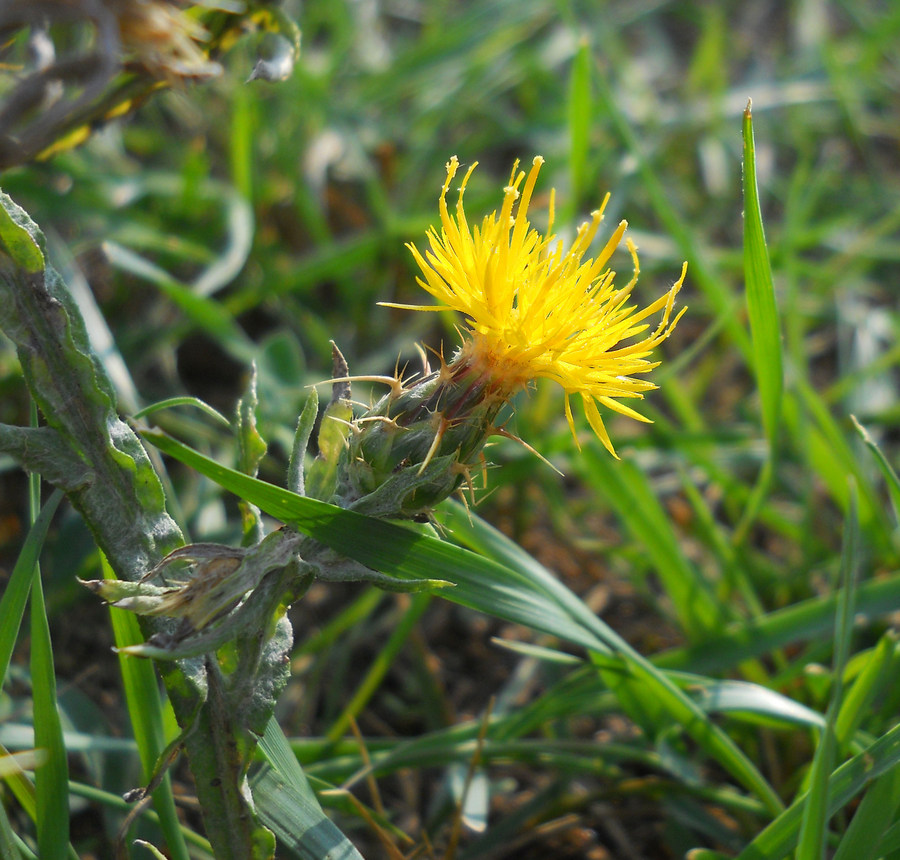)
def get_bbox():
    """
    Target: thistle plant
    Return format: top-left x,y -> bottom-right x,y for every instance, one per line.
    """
328,155 -> 687,519
88,154 -> 688,650
0,150 -> 685,857
4,6 -> 898,857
